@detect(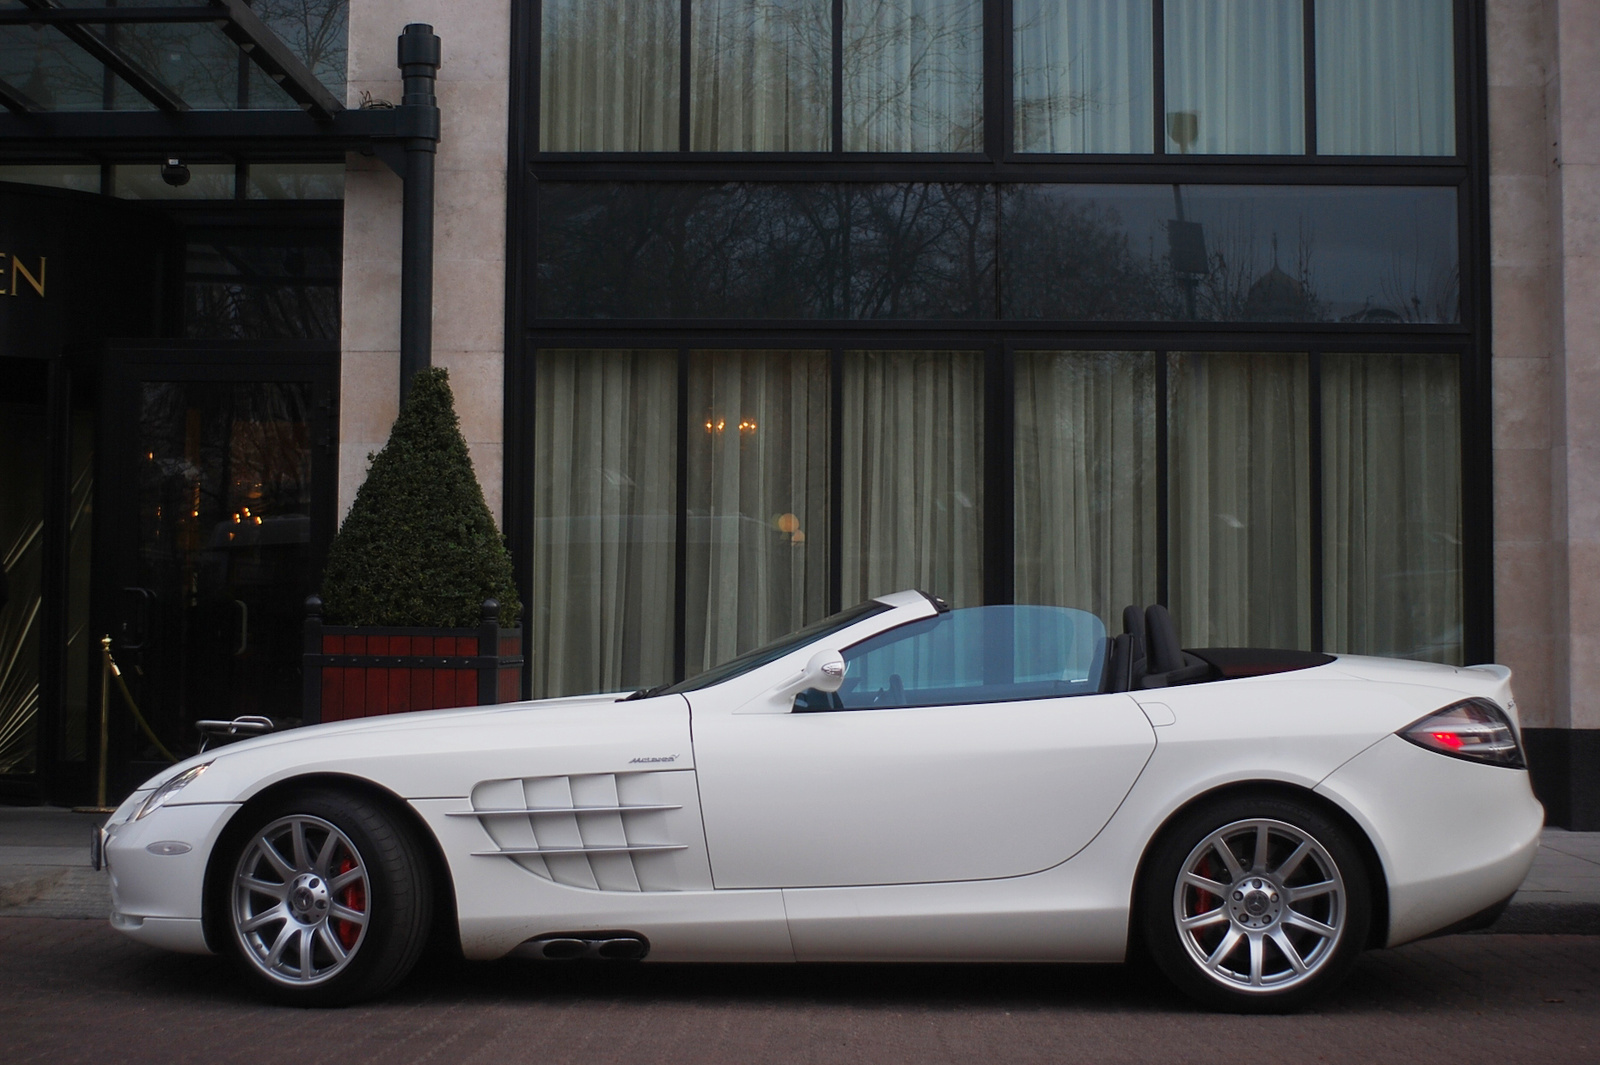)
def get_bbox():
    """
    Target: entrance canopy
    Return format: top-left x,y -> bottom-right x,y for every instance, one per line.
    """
0,1 -> 428,167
